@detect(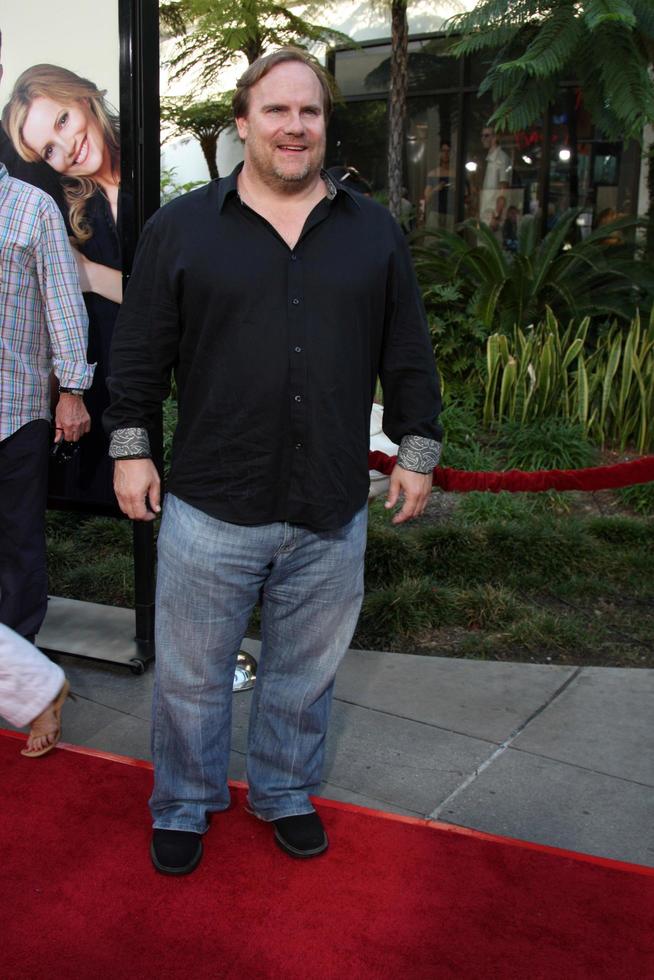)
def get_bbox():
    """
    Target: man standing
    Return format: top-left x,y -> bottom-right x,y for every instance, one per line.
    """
481,125 -> 512,192
0,45 -> 93,642
105,48 -> 442,876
